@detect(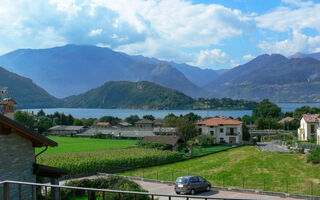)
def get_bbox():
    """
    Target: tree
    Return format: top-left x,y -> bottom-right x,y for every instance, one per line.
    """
163,113 -> 179,127
142,115 -> 155,121
183,112 -> 201,122
14,111 -> 36,129
73,119 -> 84,126
38,119 -> 53,134
177,118 -> 198,142
293,106 -> 320,119
242,124 -> 250,141
37,109 -> 45,117
99,116 -> 121,126
125,115 -> 140,124
252,99 -> 281,119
